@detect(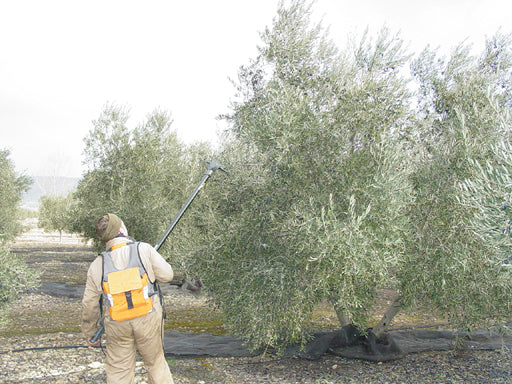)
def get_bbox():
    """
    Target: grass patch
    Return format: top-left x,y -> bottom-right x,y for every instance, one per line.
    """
0,309 -> 82,337
0,295 -> 82,337
165,307 -> 227,335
